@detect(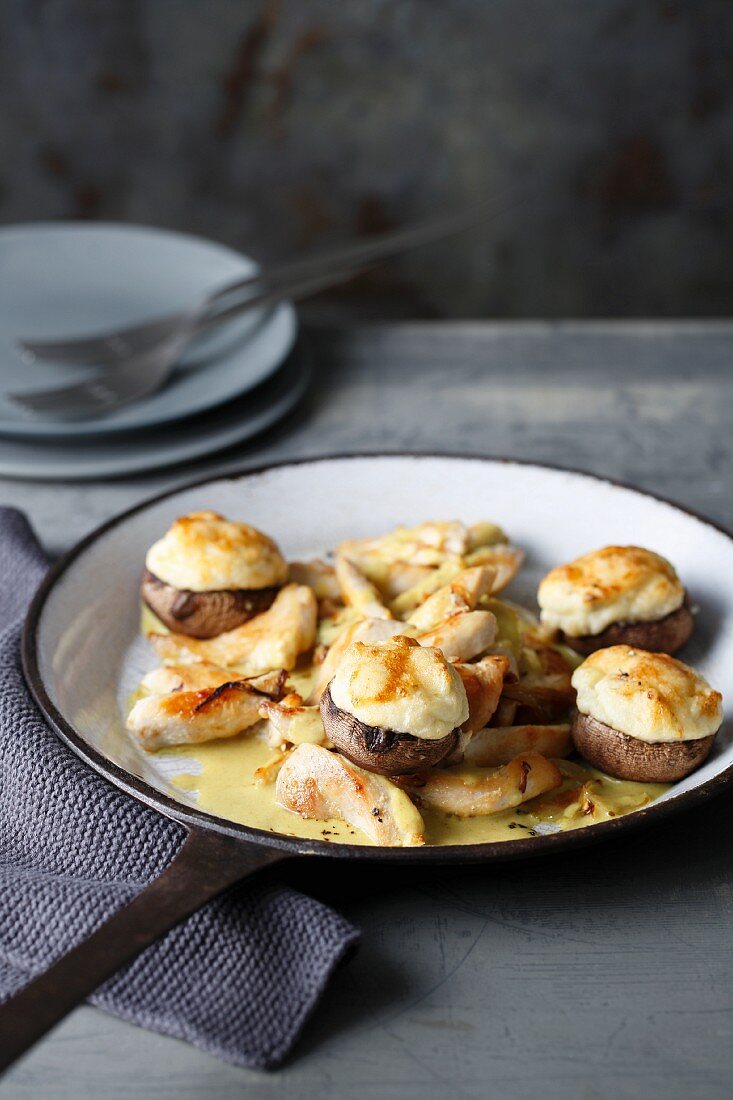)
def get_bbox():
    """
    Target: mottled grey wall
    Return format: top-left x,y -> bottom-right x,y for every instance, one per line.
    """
1,1 -> 731,319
